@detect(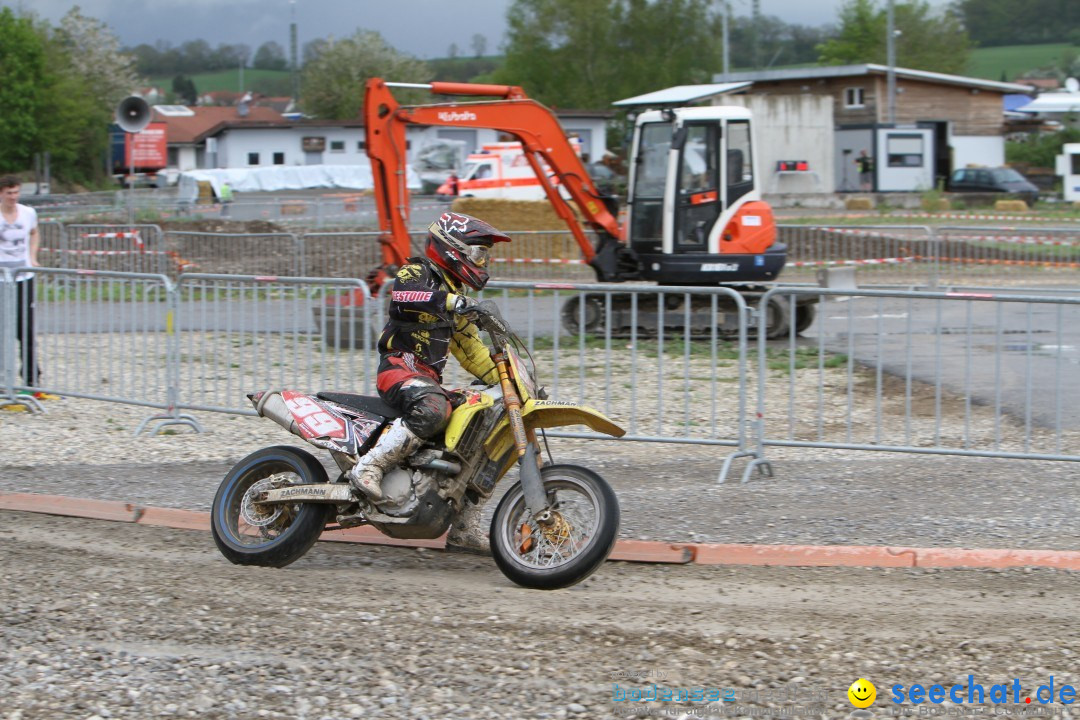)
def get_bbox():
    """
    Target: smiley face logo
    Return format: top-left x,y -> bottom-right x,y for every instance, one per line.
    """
848,678 -> 877,708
